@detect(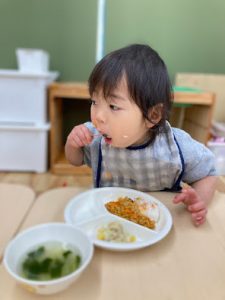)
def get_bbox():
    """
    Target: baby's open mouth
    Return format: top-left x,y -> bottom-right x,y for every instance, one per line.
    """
102,133 -> 112,143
